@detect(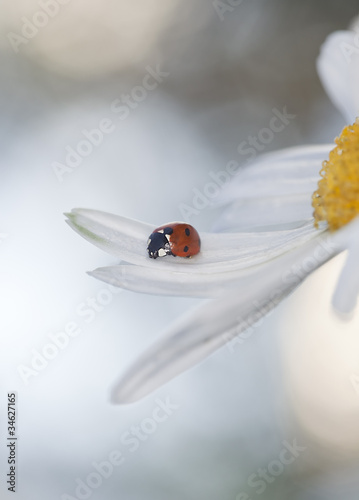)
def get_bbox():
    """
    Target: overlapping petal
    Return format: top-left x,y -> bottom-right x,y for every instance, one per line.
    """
66,208 -> 322,297
214,145 -> 331,232
317,30 -> 359,123
87,222 -> 317,297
